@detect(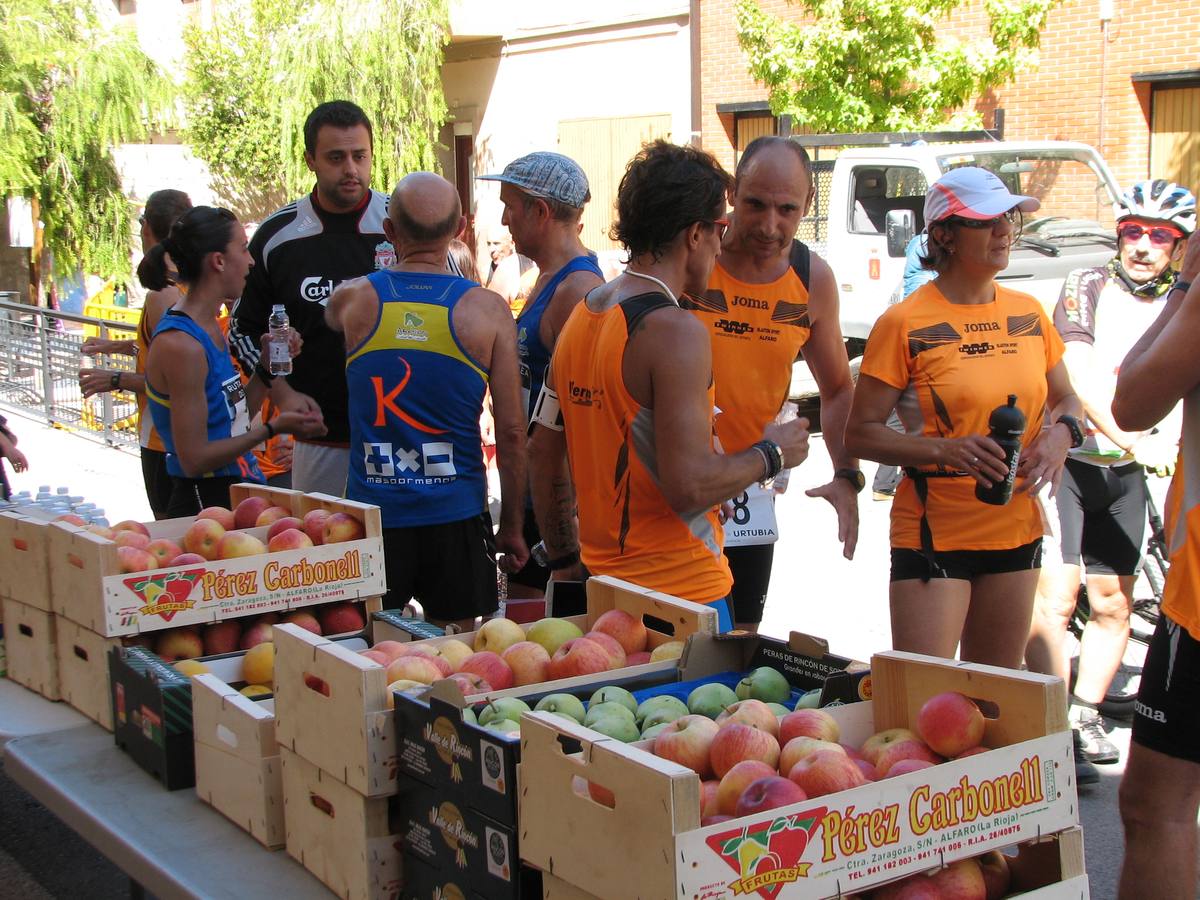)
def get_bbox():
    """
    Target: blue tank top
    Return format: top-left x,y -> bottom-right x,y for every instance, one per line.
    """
517,254 -> 604,420
146,311 -> 264,482
346,270 -> 489,528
